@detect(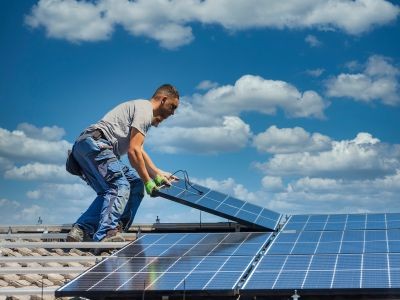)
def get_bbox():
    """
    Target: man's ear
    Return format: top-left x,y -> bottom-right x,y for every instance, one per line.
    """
161,97 -> 167,105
